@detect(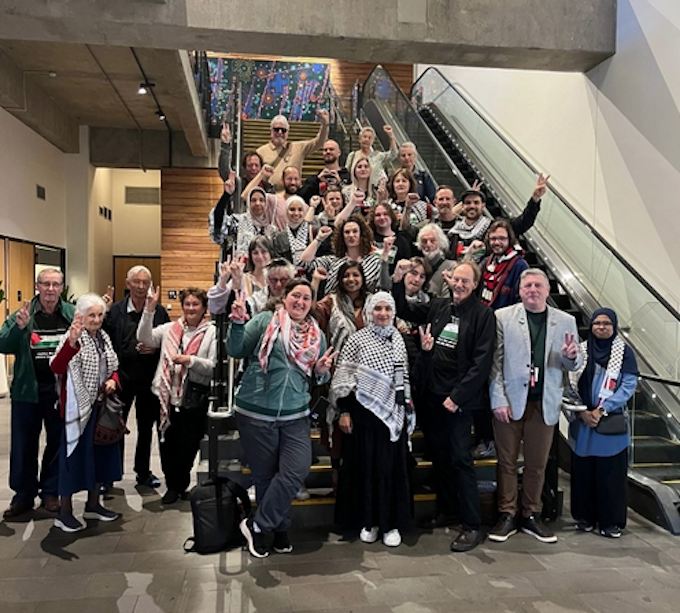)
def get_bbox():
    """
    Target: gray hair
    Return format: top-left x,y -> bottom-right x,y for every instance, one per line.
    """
36,268 -> 64,285
264,258 -> 296,280
400,141 -> 417,153
126,265 -> 152,283
360,126 -> 376,138
76,292 -> 106,316
270,115 -> 290,130
416,223 -> 449,255
520,267 -> 550,286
